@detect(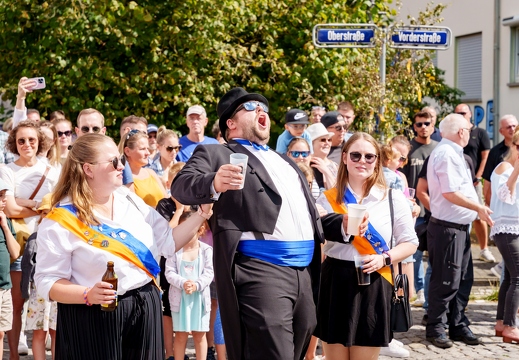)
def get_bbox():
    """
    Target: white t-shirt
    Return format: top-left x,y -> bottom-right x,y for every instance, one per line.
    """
0,159 -> 60,232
